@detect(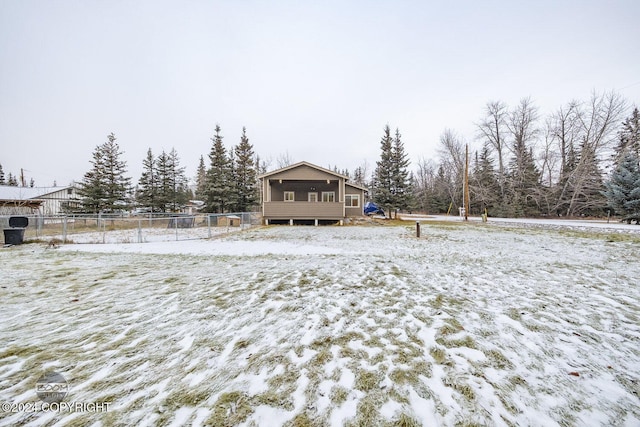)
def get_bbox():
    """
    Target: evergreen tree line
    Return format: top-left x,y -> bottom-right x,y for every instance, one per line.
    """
371,124 -> 413,217
136,148 -> 191,213
195,125 -> 261,213
77,133 -> 133,213
58,90 -> 640,219
407,93 -> 640,218
0,164 -> 35,187
77,126 -> 262,214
